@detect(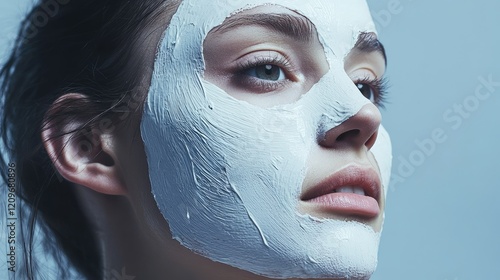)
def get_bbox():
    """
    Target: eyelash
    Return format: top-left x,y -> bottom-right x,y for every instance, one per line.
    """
234,56 -> 389,108
235,55 -> 296,93
353,76 -> 389,108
